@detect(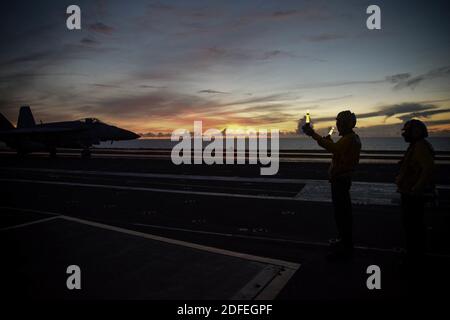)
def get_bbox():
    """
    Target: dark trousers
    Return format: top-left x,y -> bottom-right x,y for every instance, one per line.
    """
331,177 -> 353,248
401,194 -> 426,259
